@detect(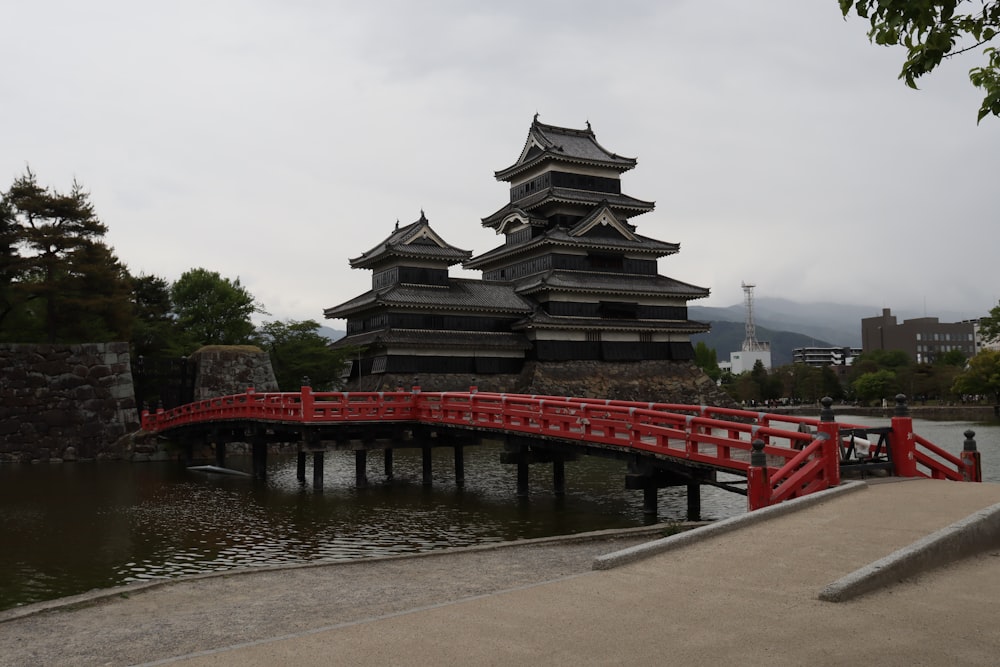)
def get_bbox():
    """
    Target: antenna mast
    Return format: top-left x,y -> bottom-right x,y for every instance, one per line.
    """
741,281 -> 768,352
